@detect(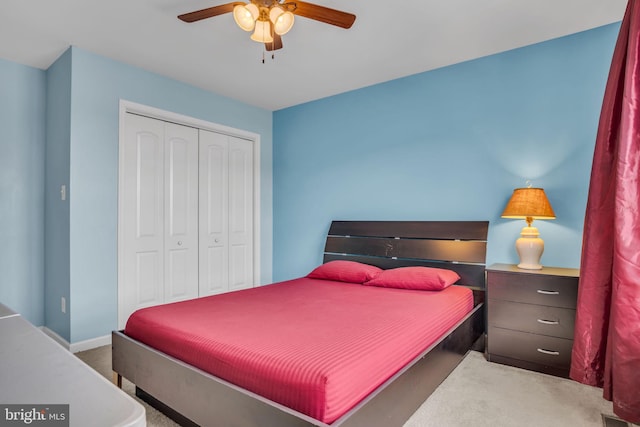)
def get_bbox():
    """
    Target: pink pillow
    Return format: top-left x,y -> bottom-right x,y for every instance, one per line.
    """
363,266 -> 460,291
307,260 -> 382,284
